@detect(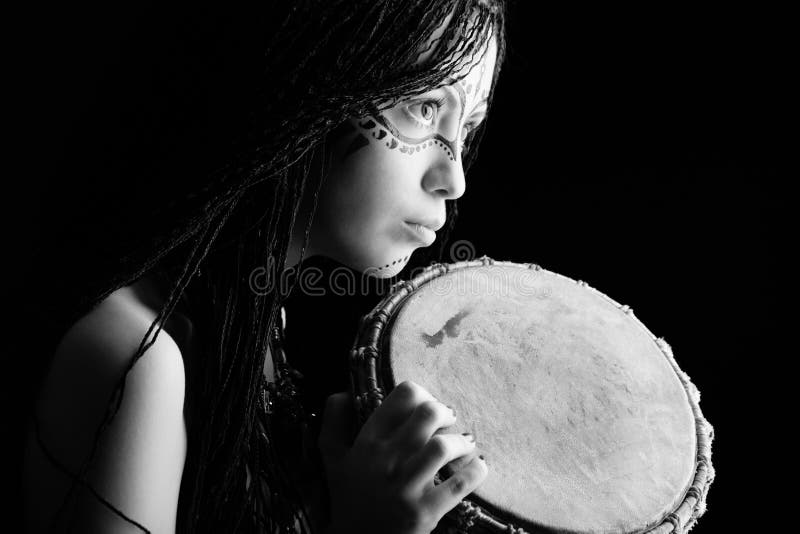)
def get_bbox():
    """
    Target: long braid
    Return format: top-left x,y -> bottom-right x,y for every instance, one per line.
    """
19,2 -> 509,532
